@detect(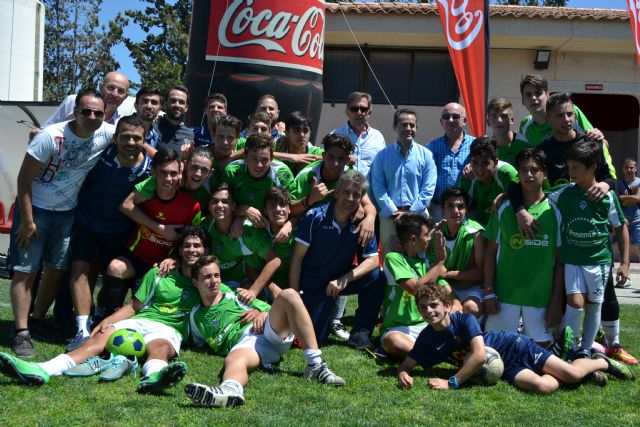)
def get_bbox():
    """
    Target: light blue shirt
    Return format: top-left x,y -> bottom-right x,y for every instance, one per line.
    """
427,132 -> 475,202
331,122 -> 386,177
370,140 -> 437,218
